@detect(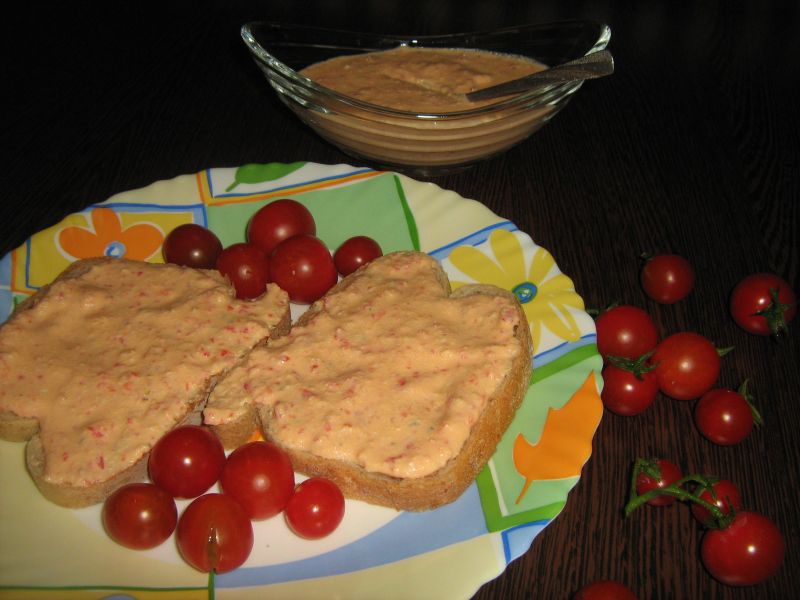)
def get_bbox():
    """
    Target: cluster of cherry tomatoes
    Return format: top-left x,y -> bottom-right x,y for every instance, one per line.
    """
103,199 -> 383,573
597,255 -> 796,444
102,426 -> 345,573
597,308 -> 759,442
162,198 -> 383,303
584,253 -> 794,594
628,458 -> 785,587
597,256 -> 707,418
